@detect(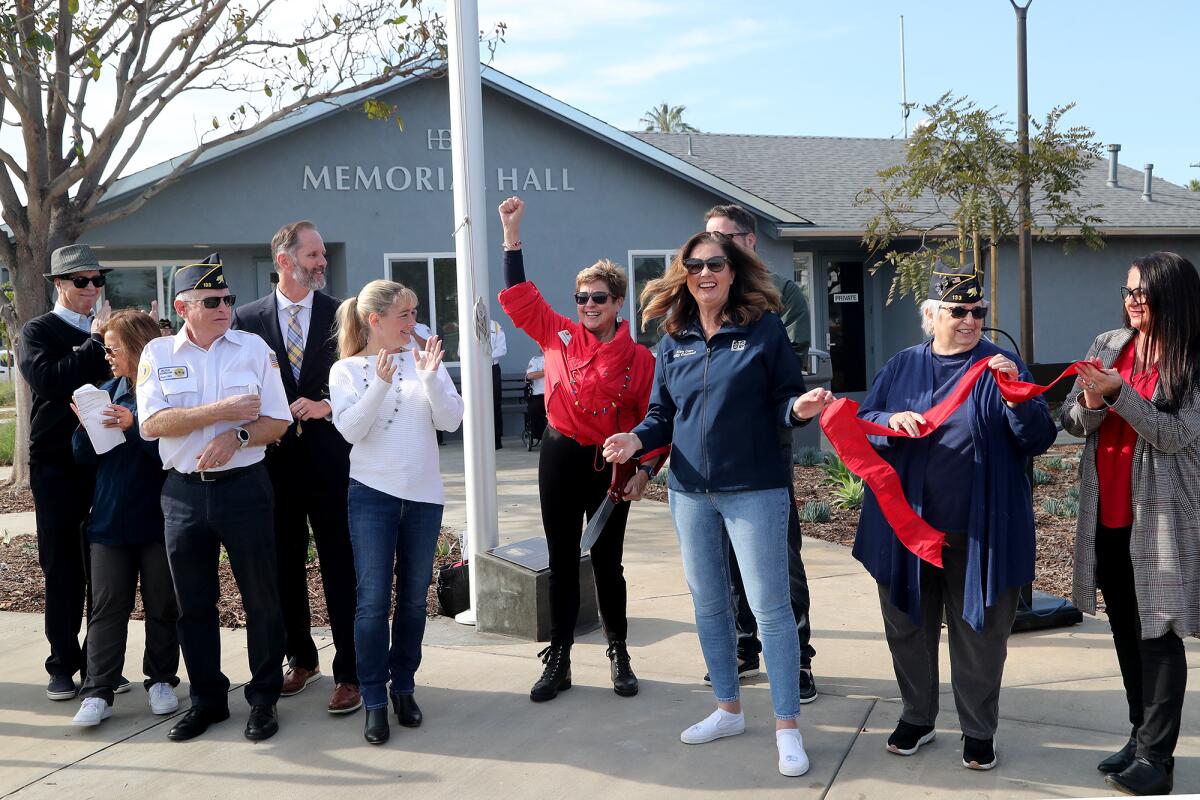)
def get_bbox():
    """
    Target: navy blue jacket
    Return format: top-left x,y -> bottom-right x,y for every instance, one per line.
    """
633,312 -> 807,493
72,377 -> 166,547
